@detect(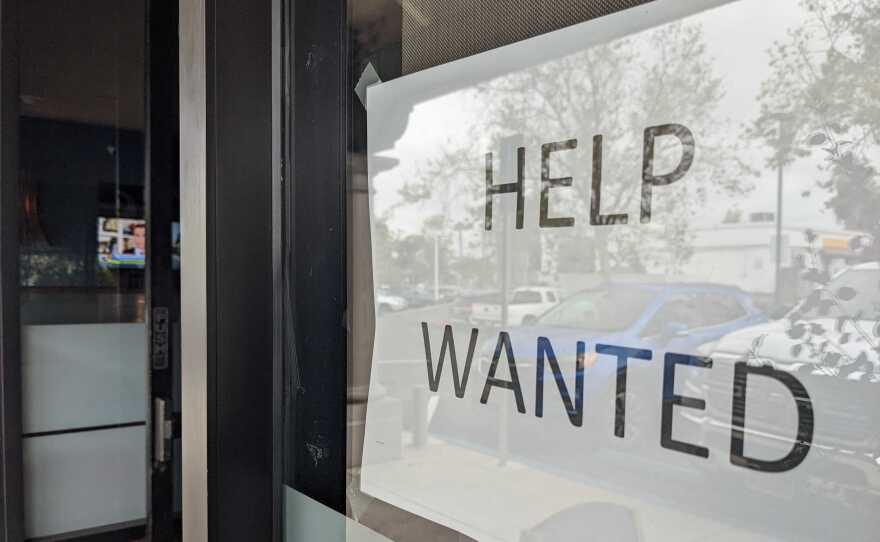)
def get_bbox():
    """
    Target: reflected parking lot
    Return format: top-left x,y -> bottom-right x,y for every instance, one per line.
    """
354,0 -> 880,540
